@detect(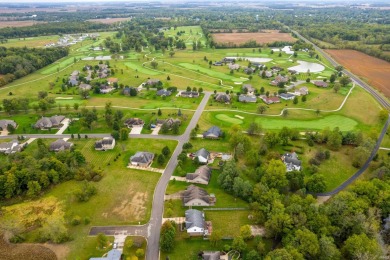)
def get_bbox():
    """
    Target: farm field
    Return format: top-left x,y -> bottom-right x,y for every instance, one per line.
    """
211,30 -> 296,45
0,35 -> 58,48
325,49 -> 390,98
87,18 -> 132,24
0,20 -> 45,28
